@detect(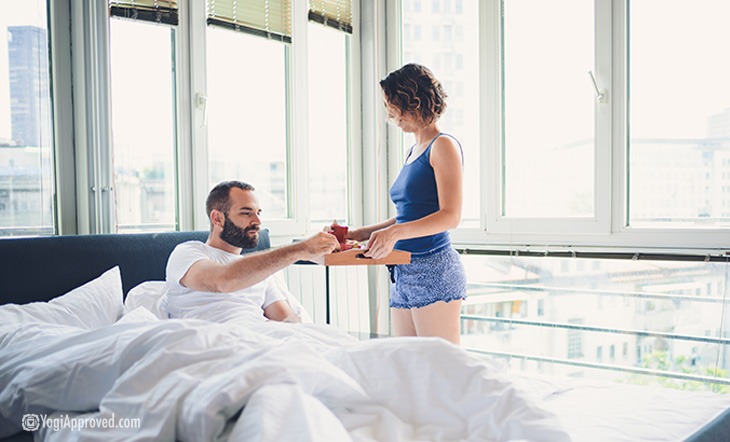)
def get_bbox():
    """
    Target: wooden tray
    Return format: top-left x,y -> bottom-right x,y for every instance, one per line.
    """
323,248 -> 411,266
